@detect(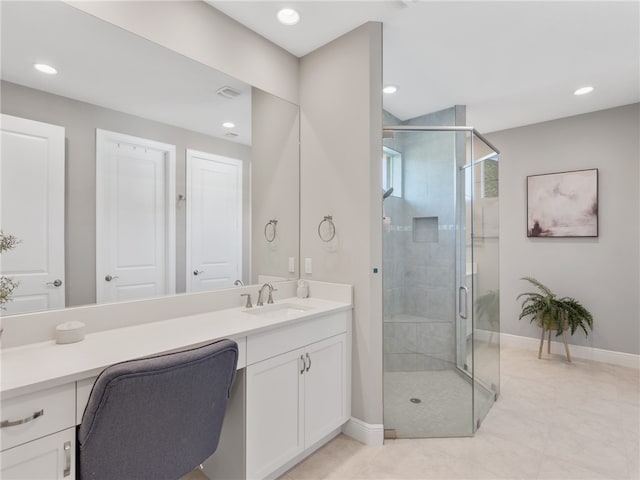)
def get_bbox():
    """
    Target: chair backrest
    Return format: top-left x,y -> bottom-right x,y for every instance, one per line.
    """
78,339 -> 238,480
